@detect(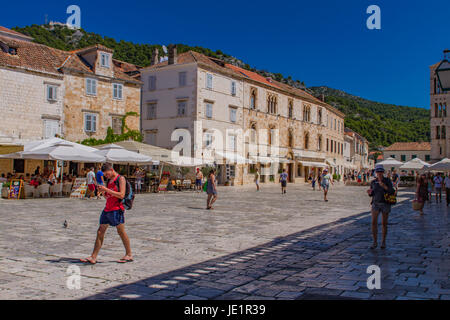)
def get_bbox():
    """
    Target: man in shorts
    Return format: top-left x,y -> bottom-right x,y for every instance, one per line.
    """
195,168 -> 203,192
433,173 -> 443,203
81,163 -> 133,264
254,168 -> 260,191
279,168 -> 288,194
